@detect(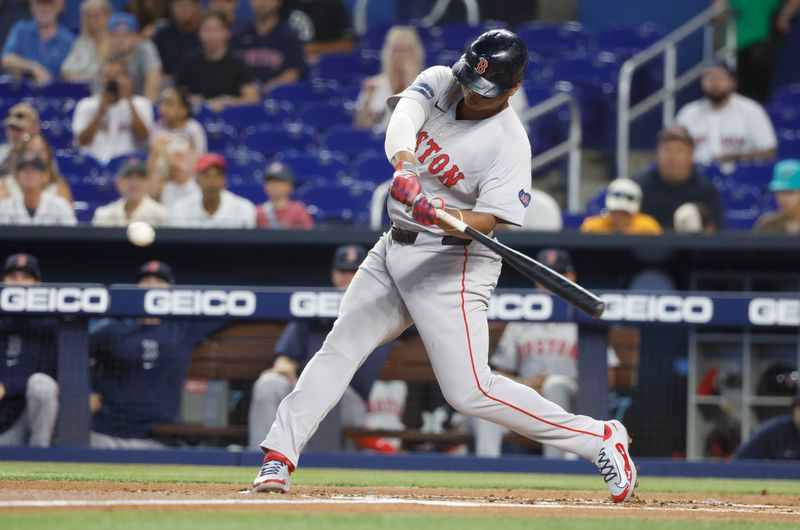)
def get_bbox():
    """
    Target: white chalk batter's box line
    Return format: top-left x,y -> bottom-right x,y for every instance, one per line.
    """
0,495 -> 793,514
